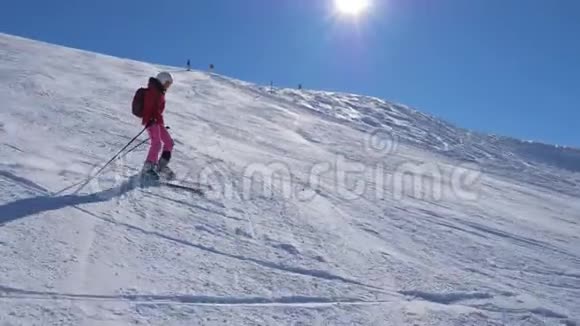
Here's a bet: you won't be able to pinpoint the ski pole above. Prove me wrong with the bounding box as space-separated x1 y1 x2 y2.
119 126 169 158
123 138 149 157
73 126 148 194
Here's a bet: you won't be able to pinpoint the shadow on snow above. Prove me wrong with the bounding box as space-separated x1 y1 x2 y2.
0 173 149 225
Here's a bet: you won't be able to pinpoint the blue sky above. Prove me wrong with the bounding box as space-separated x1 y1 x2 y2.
1 0 579 147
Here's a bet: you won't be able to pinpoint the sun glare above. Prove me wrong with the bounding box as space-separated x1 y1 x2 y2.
335 0 371 16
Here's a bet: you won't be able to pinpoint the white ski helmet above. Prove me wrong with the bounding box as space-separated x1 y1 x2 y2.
156 71 173 85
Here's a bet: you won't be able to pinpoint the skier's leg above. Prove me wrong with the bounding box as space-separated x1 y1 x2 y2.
145 124 162 165
158 127 175 179
160 126 174 153
159 127 174 165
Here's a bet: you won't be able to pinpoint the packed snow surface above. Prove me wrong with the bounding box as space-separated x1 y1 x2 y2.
1 33 579 325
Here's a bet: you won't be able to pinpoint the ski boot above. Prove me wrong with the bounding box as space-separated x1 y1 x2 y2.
157 157 176 180
141 161 160 182
157 151 176 180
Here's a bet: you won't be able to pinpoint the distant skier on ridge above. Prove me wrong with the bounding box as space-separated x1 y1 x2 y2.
140 71 175 180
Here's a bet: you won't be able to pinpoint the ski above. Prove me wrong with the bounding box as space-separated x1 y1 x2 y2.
159 182 205 196
139 170 211 195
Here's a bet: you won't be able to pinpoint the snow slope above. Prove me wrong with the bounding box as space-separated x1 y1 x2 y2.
1 33 579 325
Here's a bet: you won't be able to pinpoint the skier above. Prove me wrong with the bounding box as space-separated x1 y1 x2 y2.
141 71 175 180
187 59 191 71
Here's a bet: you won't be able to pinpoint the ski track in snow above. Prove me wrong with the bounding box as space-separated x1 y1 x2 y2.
71 205 386 295
0 285 392 307
1 33 580 325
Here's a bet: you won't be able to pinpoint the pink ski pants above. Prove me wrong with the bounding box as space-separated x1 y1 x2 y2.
146 124 174 163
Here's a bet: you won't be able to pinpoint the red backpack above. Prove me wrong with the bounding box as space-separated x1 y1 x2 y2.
132 88 147 118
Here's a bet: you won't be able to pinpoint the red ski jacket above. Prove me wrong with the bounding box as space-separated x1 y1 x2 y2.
142 77 166 126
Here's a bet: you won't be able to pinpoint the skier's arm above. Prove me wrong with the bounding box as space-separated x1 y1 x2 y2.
142 90 156 125
154 101 163 124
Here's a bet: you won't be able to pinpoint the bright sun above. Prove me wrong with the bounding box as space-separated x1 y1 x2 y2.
335 0 371 16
